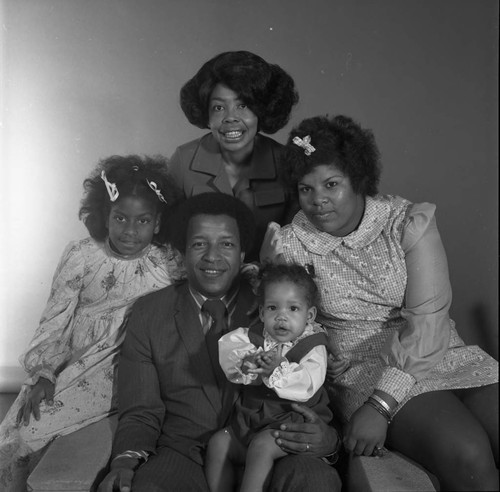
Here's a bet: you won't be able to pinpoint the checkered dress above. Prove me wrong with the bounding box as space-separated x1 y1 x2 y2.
280 195 498 422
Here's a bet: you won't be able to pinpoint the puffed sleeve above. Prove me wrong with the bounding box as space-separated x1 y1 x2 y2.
20 241 85 386
218 327 262 385
260 221 285 264
376 203 452 402
264 345 328 402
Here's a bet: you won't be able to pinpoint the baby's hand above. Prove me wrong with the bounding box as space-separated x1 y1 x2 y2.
251 346 286 377
240 353 260 375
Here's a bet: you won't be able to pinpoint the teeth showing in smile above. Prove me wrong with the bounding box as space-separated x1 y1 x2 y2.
224 131 242 139
203 269 221 275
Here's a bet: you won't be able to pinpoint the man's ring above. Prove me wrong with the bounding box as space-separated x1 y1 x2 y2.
372 446 384 457
306 443 310 452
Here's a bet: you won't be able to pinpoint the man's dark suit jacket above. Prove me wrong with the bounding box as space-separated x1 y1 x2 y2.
111 279 256 466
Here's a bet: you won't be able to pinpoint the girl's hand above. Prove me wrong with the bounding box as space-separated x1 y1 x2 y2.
16 377 55 426
343 403 388 456
326 354 350 381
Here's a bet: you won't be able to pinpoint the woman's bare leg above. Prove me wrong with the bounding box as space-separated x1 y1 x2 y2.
387 390 498 491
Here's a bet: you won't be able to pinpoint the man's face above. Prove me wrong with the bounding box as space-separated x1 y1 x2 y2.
184 214 245 298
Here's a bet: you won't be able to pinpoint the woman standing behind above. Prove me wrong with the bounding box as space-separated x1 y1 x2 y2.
169 50 299 260
264 114 498 491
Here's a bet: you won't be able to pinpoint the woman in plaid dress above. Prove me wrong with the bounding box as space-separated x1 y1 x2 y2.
262 115 498 491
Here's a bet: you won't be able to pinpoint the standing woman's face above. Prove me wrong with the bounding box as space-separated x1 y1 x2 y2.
208 83 259 157
297 163 365 237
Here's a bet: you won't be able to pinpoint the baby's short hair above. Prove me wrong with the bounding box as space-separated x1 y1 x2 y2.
257 263 319 308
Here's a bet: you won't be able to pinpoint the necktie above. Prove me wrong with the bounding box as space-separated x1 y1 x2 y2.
202 299 228 388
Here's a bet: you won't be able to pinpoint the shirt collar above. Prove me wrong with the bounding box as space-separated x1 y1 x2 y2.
191 133 277 181
104 238 152 260
188 283 240 315
291 196 390 254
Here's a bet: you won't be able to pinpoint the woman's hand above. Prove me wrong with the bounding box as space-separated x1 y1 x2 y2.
16 377 55 426
272 403 339 458
326 354 350 381
343 403 388 456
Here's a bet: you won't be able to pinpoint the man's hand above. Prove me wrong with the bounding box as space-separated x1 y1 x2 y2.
16 377 55 426
97 457 137 492
271 403 339 457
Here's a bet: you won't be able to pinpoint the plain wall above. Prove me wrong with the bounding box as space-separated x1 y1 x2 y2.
1 0 498 385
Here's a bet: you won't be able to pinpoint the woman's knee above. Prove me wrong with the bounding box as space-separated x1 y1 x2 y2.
451 431 496 475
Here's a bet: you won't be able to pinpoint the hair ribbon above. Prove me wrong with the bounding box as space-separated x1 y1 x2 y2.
101 171 119 202
293 135 315 156
147 180 167 204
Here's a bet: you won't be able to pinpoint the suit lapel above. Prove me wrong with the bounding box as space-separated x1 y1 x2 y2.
219 281 258 423
174 284 222 415
191 135 233 194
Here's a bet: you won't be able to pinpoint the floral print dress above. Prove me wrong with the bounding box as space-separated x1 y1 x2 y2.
0 237 183 490
279 195 498 423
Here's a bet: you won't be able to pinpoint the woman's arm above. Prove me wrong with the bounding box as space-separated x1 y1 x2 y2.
376 203 452 403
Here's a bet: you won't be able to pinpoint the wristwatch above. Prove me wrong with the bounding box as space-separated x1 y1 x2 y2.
321 428 342 465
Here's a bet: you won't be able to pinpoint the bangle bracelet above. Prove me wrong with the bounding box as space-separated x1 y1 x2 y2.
369 394 393 415
365 400 392 424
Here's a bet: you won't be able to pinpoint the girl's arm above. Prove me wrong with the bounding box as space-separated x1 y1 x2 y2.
263 345 328 401
20 241 85 386
376 202 452 404
218 327 262 384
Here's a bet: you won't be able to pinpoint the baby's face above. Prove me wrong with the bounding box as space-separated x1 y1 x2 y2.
259 281 316 344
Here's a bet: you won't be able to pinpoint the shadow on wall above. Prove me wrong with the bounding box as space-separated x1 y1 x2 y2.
468 303 498 361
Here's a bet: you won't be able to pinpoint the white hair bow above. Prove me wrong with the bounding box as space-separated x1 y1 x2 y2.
293 135 316 156
101 171 119 202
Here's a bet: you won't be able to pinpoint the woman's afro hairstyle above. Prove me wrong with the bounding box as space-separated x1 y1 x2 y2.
166 192 256 255
257 263 319 309
281 114 382 197
180 51 299 134
79 154 183 242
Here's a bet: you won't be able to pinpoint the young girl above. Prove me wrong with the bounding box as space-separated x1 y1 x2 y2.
205 263 333 492
0 154 183 491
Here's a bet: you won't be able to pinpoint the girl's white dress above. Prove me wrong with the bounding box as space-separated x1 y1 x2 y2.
0 237 183 490
278 195 498 422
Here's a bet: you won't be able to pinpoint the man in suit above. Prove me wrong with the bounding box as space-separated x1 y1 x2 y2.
98 193 342 491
